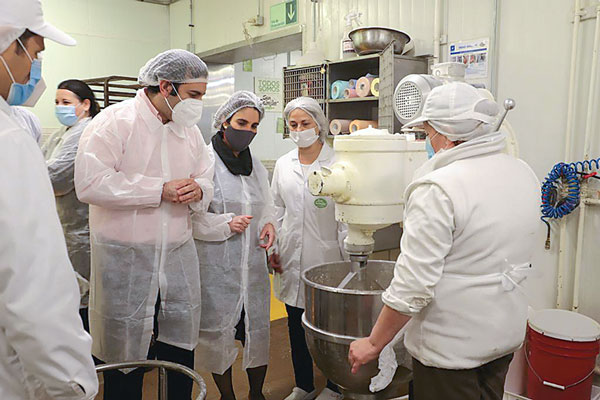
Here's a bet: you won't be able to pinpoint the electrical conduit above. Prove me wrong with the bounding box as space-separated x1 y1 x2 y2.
557 0 583 309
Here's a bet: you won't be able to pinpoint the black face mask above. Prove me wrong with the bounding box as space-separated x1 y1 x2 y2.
224 125 256 152
212 132 253 176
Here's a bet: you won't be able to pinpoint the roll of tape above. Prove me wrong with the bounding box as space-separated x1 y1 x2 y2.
331 80 350 99
350 119 378 132
329 119 352 135
371 78 380 97
344 88 358 98
356 75 377 97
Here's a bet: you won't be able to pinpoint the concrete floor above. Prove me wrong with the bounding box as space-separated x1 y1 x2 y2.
95 318 327 400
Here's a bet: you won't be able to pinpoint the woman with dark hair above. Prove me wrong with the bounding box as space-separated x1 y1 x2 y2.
193 90 276 400
41 79 100 330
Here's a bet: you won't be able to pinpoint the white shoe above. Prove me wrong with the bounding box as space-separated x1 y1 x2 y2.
284 387 317 400
315 388 343 400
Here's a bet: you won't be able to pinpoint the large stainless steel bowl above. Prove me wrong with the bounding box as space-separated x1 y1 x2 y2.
349 27 411 55
302 261 412 400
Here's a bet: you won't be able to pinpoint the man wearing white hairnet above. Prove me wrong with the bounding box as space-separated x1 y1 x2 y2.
0 0 98 399
348 82 540 400
75 49 214 400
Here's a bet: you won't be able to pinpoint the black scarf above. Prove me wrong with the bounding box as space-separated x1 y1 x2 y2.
211 131 253 176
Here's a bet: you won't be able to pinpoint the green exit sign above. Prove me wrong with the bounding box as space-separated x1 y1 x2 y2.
270 0 297 31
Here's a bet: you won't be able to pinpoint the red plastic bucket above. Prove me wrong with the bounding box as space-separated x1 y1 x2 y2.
526 309 600 400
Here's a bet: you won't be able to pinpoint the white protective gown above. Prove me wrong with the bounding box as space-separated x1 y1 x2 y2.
193 144 276 375
0 97 98 399
271 144 346 309
74 89 214 364
42 118 92 307
382 131 541 369
11 106 42 144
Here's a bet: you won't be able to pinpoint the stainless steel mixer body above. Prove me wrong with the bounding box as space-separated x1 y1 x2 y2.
302 260 411 400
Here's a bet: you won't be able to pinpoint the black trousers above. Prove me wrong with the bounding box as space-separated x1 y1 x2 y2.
286 304 338 393
411 353 514 400
79 307 90 333
102 294 195 400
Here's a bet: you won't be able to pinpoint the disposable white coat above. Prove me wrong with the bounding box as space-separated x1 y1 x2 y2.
0 97 98 399
382 132 541 369
42 118 92 307
11 106 42 144
271 144 346 309
193 145 276 375
74 89 214 364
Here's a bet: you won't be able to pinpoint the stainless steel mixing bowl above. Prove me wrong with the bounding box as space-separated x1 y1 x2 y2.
302 261 412 400
349 27 411 55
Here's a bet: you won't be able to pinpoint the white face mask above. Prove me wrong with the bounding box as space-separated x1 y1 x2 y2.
164 84 203 128
290 127 319 148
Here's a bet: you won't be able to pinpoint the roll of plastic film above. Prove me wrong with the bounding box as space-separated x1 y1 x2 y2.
331 80 350 99
350 119 378 132
329 119 352 135
344 88 358 98
371 78 380 97
356 75 377 97
348 79 358 89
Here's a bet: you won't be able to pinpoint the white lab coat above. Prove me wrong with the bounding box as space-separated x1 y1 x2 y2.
382 131 541 369
0 97 98 399
74 89 214 364
11 106 42 144
271 144 346 309
42 118 92 307
193 145 276 375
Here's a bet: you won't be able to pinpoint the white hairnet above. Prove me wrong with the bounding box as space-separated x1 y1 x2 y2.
403 82 499 141
138 49 208 86
0 26 25 54
284 97 328 138
213 91 265 129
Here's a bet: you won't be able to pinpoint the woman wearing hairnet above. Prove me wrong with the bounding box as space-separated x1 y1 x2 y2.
348 82 540 400
75 49 214 400
41 79 100 330
193 90 276 400
270 97 346 400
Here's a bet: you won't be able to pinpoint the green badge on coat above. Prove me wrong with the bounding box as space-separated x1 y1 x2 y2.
314 198 328 209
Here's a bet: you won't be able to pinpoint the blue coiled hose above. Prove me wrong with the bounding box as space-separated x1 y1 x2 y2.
540 163 581 220
570 158 600 173
540 157 600 248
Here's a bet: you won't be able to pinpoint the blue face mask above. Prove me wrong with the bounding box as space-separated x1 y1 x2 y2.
55 105 79 126
0 39 43 106
425 136 436 159
425 131 440 159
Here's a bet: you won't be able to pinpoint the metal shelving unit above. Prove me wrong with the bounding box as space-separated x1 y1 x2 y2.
328 97 378 103
282 64 327 137
282 46 429 138
325 45 429 137
83 76 141 109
